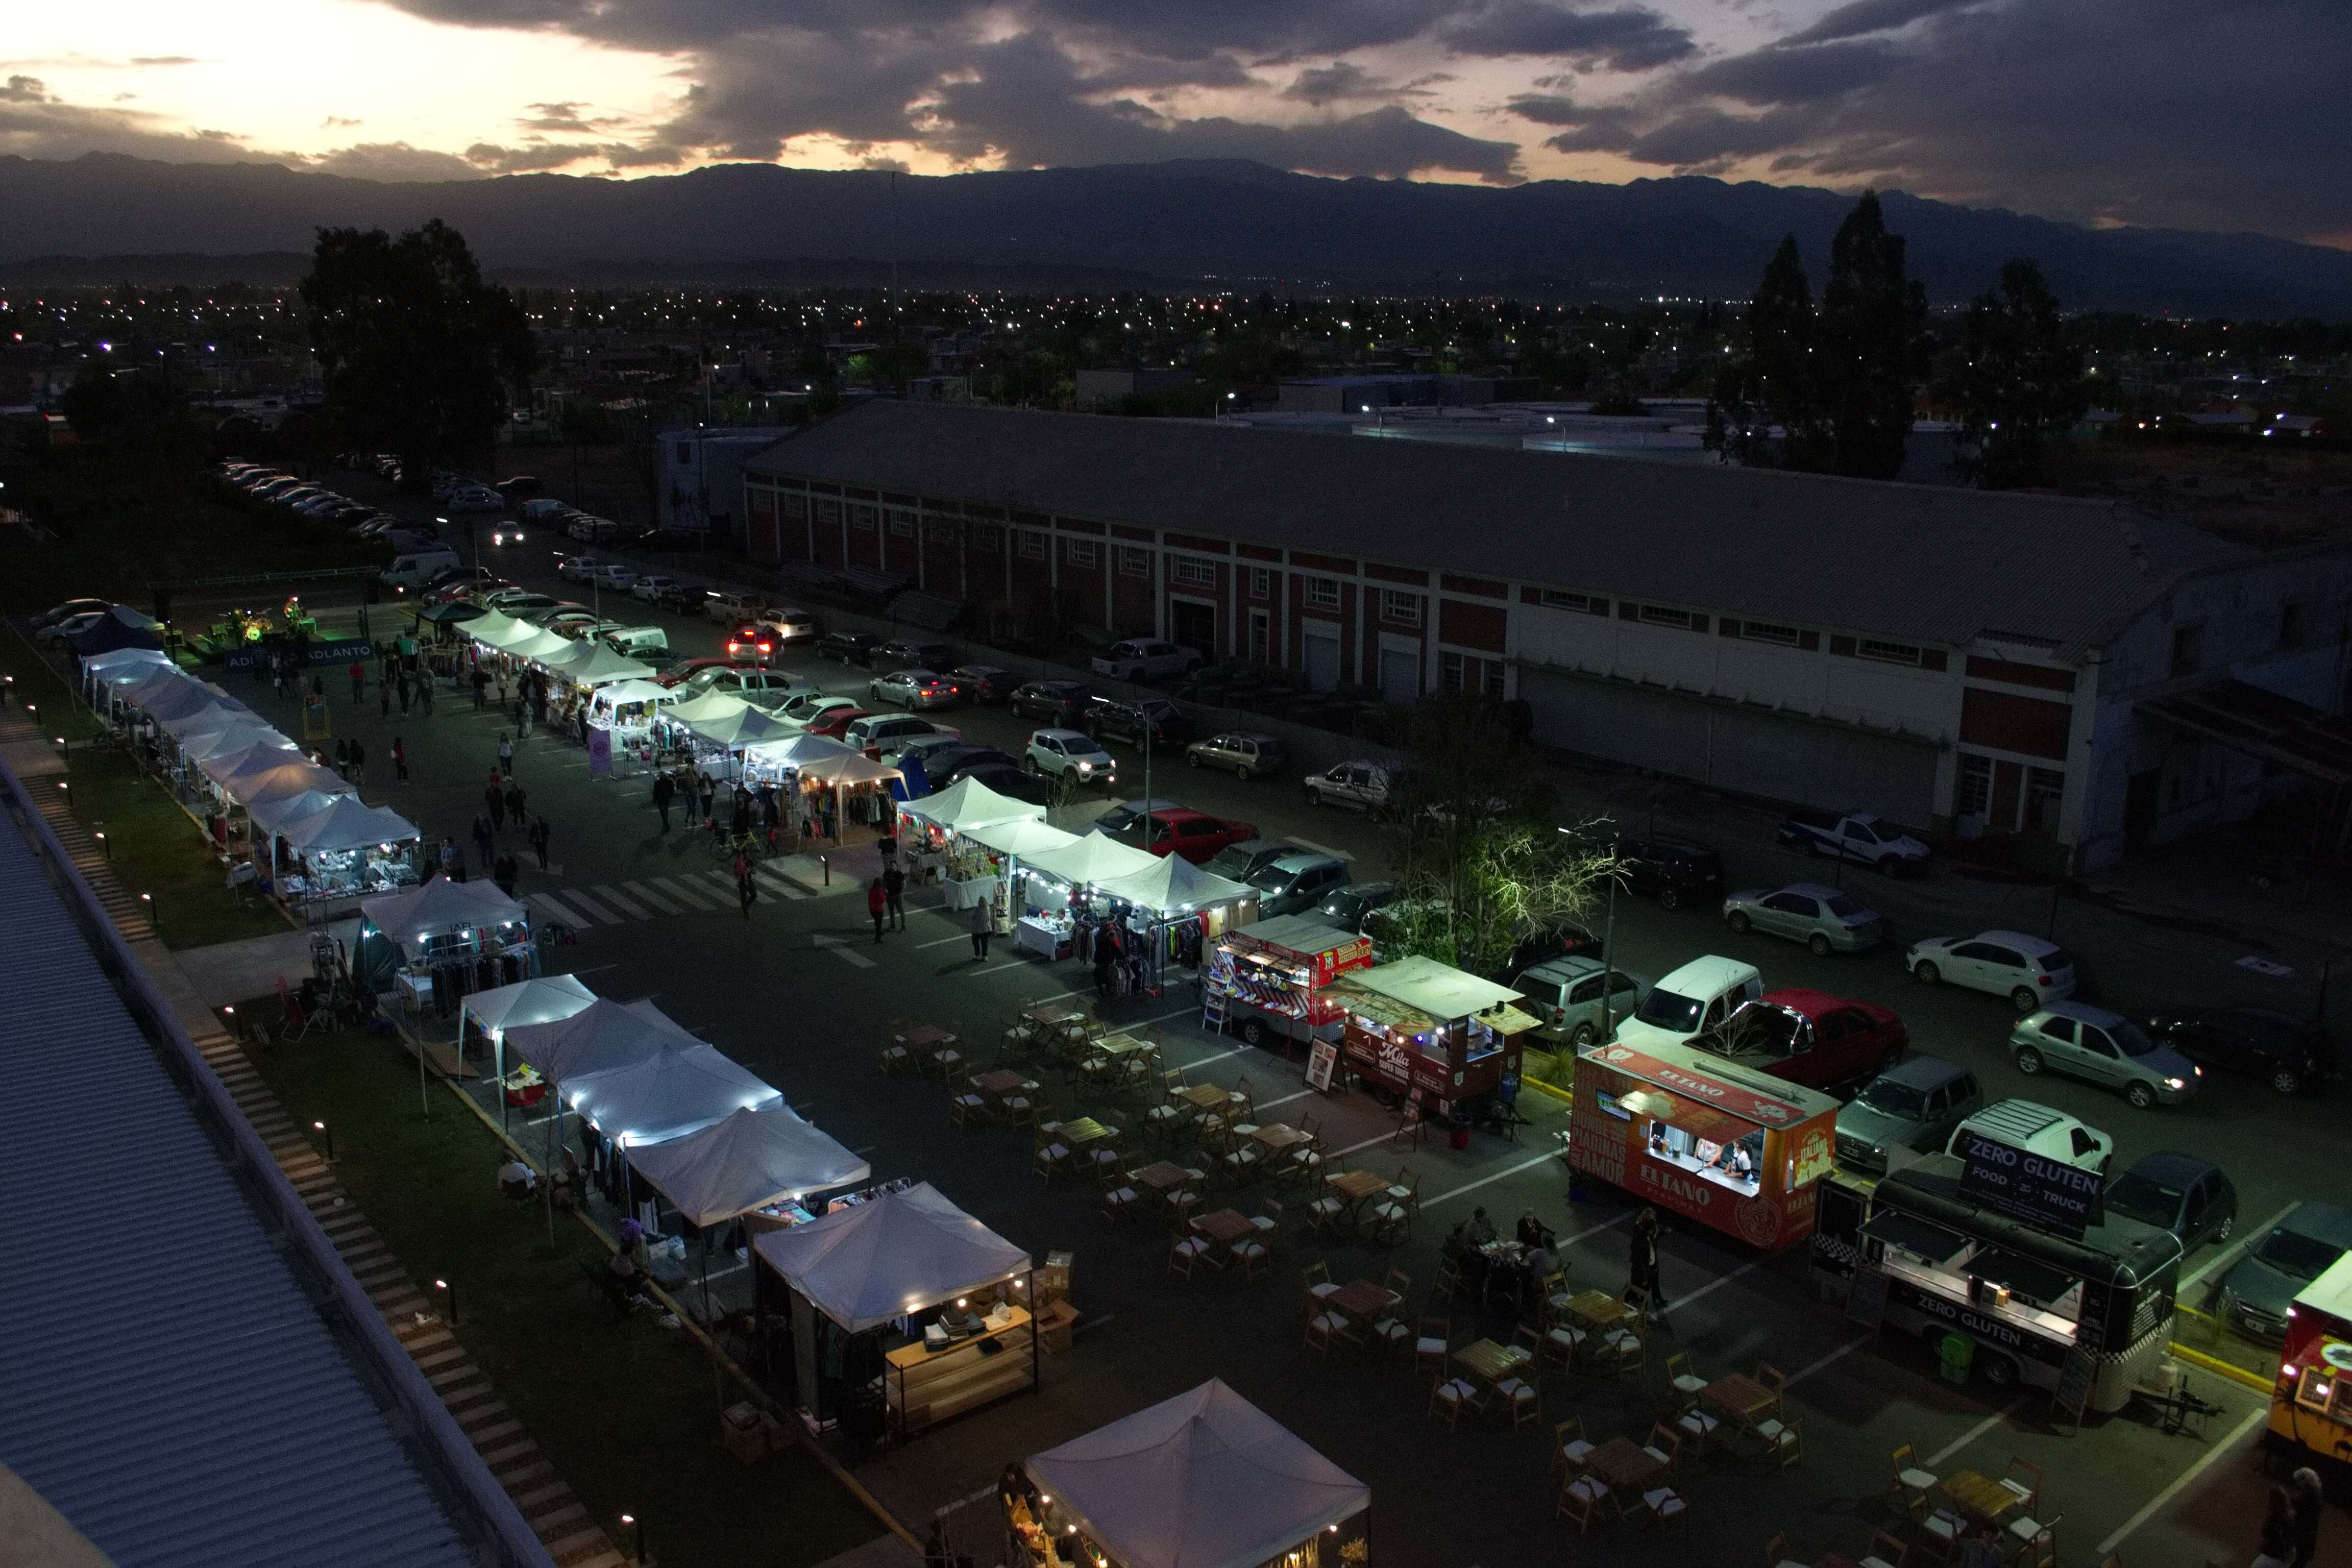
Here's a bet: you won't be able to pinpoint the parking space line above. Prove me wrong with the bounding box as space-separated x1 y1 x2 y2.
1925 1398 2025 1468
2182 1200 2297 1290
1287 838 1354 861
592 884 648 918
1784 1333 1874 1389
2097 1405 2267 1557
1561 1212 1635 1248
1329 1131 1400 1159
1139 1007 1200 1028
530 892 592 926
917 934 971 949
1422 1153 1558 1209
1256 1089 1315 1112
755 868 808 900
621 880 681 915
653 875 721 910
963 961 1033 978
1672 1254 1771 1311
561 889 626 924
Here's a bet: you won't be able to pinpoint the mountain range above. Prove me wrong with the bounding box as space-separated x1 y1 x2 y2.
4 153 2348 317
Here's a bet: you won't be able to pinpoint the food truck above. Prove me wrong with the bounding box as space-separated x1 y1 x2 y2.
1566 1040 1841 1249
2268 1253 2352 1468
1810 1157 2182 1413
1327 956 1538 1119
1204 914 1375 1049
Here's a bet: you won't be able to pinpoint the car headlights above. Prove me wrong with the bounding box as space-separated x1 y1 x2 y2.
2165 1076 2187 1090
1076 761 1092 774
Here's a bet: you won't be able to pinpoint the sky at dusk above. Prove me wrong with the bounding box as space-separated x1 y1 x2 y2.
3 0 2343 247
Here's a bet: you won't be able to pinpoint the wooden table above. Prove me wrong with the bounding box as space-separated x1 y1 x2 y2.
1326 1170 1390 1218
897 1024 953 1047
1057 1116 1113 1147
1252 1123 1313 1153
1328 1280 1398 1319
1175 1084 1231 1111
1025 1003 1083 1028
972 1069 1030 1097
1094 1034 1150 1058
1564 1289 1628 1330
1816 1555 1862 1568
1134 1160 1192 1193
1701 1373 1779 1427
1452 1338 1534 1384
1191 1208 1256 1245
1938 1469 2020 1525
1585 1436 1666 1492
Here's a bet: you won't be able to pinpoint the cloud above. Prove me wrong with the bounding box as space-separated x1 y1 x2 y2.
128 56 200 67
323 115 361 128
295 141 487 180
463 139 607 172
1773 0 1982 47
1437 2 1698 69
518 100 629 134
0 72 268 164
1283 61 1434 104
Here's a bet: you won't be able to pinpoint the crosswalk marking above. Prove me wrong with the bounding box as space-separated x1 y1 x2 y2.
591 884 648 918
530 892 591 927
653 875 722 910
561 888 626 924
621 880 682 915
755 868 808 901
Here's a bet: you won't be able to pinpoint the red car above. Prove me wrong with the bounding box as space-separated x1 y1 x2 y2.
1104 807 1259 866
805 706 873 740
724 624 777 664
653 656 736 689
1692 987 1907 1092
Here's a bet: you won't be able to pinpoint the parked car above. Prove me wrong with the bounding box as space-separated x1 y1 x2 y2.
654 580 703 614
945 665 1014 704
1316 880 1400 934
1614 835 1725 912
814 630 887 667
704 590 758 623
1510 955 1651 1048
896 735 994 775
750 607 817 643
684 667 811 709
846 713 959 758
869 669 960 710
723 624 778 664
2010 1002 2201 1109
1693 988 1907 1091
1025 729 1117 786
445 486 506 514
594 563 639 591
1092 796 1181 837
874 638 954 672
1613 955 1763 1050
1945 1098 2112 1176
556 555 603 583
654 656 734 689
1722 882 1885 955
1091 638 1203 682
1099 808 1259 866
2216 1202 2352 1341
780 692 863 725
2146 1006 2335 1095
805 706 875 740
1184 731 1288 780
1776 808 1932 874
1304 758 1408 813
1906 931 2077 1013
941 761 1055 806
34 598 114 630
495 475 543 504
1085 695 1192 750
482 591 556 616
630 574 679 604
599 625 670 659
381 549 463 590
520 497 570 525
1205 839 1304 884
2104 1152 2239 1255
1247 853 1351 919
1010 680 1095 725
1834 1056 1985 1175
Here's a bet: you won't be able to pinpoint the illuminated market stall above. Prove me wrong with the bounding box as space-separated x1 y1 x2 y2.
260 794 423 912
1007 834 1158 963
1204 914 1374 1050
1084 854 1258 997
356 877 535 1020
457 972 597 1121
1326 957 1537 1127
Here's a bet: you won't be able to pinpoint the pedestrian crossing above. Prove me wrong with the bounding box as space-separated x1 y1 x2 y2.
527 865 817 929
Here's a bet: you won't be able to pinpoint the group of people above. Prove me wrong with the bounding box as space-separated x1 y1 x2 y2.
1441 1206 1564 1310
2253 1468 2328 1568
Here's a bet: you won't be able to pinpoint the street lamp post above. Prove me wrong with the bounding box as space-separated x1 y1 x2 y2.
435 1277 457 1326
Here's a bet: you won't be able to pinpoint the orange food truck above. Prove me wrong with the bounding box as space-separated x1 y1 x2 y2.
1566 1040 1841 1249
2269 1253 2352 1469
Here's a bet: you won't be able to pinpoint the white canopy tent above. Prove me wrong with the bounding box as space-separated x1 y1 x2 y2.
138 680 241 729
464 610 538 650
457 973 598 1129
898 774 1045 835
624 1106 870 1228
588 678 676 727
275 795 420 854
501 996 698 1087
1089 855 1256 918
562 1041 784 1150
198 741 318 793
740 731 854 788
79 647 174 701
1021 834 1159 889
228 758 352 810
684 704 800 750
1024 1380 1369 1568
753 1181 1031 1334
543 641 654 690
179 722 299 766
507 628 577 665
268 796 423 904
155 692 259 739
244 787 347 837
662 689 750 728
113 669 200 719
963 817 1080 859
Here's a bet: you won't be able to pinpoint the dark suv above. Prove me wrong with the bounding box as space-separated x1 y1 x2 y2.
815 631 886 666
2146 1006 2335 1095
1615 835 1725 913
1086 695 1192 749
1010 680 1094 725
1833 1054 1983 1174
876 638 954 672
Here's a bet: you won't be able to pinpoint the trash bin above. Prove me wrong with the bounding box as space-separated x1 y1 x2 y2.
1939 1332 1975 1386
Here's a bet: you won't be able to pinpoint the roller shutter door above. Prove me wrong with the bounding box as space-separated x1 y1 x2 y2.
1519 669 1708 778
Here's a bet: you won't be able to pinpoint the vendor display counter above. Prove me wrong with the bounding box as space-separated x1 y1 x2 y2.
1326 955 1535 1119
1016 915 1072 960
942 874 1001 912
1206 915 1372 1049
885 1303 1036 1431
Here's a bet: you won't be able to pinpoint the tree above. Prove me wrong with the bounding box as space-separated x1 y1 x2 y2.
1716 236 1833 470
1946 259 2088 489
1379 696 1619 977
1816 191 1927 480
58 360 203 503
300 219 535 488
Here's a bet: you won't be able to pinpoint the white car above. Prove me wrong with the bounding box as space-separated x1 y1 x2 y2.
1304 758 1407 812
630 574 678 603
445 487 505 514
1026 728 1118 787
869 669 959 710
594 563 638 590
1906 930 2077 1013
754 607 819 643
557 555 603 583
1090 638 1203 682
846 713 960 755
780 692 861 724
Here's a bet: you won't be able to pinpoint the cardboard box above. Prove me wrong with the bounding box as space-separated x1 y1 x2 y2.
1038 1297 1080 1355
721 1401 766 1463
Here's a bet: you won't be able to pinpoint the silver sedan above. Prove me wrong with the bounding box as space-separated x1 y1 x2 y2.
1723 881 1885 954
868 668 960 710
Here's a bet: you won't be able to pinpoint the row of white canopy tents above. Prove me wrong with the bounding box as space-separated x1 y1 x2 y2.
79 649 423 909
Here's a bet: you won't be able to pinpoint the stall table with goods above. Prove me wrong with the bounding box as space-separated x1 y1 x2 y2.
1568 1039 1842 1250
1083 855 1257 999
1325 957 1536 1125
1205 915 1374 1051
458 973 597 1117
262 794 422 912
355 878 535 1022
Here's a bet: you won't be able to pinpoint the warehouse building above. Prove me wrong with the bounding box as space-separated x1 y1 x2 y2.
739 403 2352 871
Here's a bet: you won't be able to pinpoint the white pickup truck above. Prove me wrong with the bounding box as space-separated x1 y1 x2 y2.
1775 809 1931 873
1090 638 1202 682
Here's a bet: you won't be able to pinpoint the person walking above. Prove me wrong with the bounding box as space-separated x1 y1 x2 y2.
349 658 366 704
418 670 434 715
680 765 702 826
492 851 519 899
735 851 758 920
866 878 888 943
471 666 489 710
969 895 994 961
272 659 291 700
391 736 409 784
379 679 392 719
333 738 352 778
396 671 411 715
1630 1206 1669 1316
2288 1467 2324 1568
471 814 495 869
347 738 366 788
497 731 514 776
651 771 675 832
439 838 461 880
1093 926 1116 999
884 859 907 931
504 778 527 828
2253 1484 2296 1568
528 816 552 870
699 776 718 827
484 776 506 832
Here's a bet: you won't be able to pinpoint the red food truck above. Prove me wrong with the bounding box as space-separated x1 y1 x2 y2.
1566 1040 1841 1250
1327 956 1539 1118
2268 1253 2352 1469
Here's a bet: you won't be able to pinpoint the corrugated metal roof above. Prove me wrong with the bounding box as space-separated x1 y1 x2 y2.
743 402 2250 656
0 815 481 1568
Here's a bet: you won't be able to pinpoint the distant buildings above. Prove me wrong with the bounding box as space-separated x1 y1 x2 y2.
659 426 797 541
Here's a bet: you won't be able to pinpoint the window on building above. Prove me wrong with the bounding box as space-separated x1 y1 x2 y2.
925 521 955 543
1540 589 1602 614
1483 659 1506 698
1118 546 1153 577
2169 623 2203 677
675 441 692 463
2278 601 2309 651
970 524 1001 550
852 504 878 532
1380 590 1423 626
1305 576 1342 610
2025 767 2065 836
1956 753 1993 819
1741 620 1802 647
1857 638 1922 665
1017 530 1047 559
816 499 840 526
886 508 915 536
1639 605 1695 630
1248 567 1272 599
1440 651 1466 692
1173 556 1217 587
1066 539 1100 567
782 494 807 520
